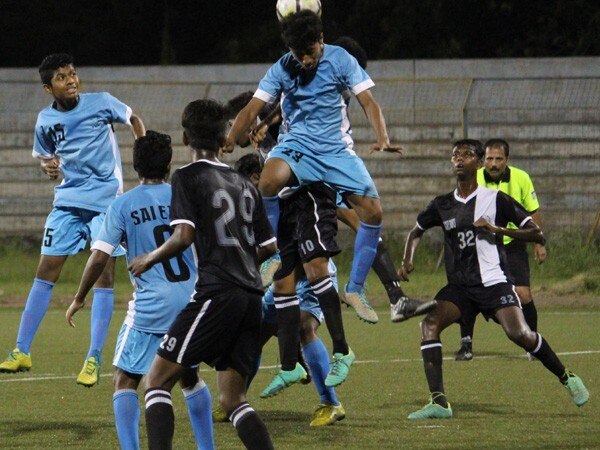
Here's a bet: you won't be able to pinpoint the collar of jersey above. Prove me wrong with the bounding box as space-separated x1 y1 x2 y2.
454 185 481 204
184 159 229 168
483 166 511 184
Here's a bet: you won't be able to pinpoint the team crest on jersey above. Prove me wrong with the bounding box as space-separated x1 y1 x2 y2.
48 124 66 145
443 218 456 230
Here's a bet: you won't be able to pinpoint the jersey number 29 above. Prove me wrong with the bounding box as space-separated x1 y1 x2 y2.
212 188 255 247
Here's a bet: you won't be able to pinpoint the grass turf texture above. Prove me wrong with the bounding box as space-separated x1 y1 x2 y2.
0 306 598 449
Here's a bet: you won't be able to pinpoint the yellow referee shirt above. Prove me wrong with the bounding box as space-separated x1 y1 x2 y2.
477 166 540 244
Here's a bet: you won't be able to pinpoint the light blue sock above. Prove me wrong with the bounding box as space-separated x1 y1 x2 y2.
303 339 339 406
113 389 140 450
183 381 215 450
262 195 280 236
16 278 55 354
347 221 383 293
87 288 114 360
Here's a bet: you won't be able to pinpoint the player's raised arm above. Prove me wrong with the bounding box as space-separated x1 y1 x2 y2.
67 249 112 327
356 88 402 154
129 112 146 139
223 97 267 153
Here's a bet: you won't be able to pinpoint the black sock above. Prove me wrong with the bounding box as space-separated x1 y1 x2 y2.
310 277 349 355
529 333 567 381
522 300 538 332
421 340 447 407
145 388 174 450
274 293 300 371
460 312 476 340
372 241 406 304
230 402 274 450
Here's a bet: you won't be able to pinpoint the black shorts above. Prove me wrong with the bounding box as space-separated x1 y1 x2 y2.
505 240 530 287
275 183 340 280
435 282 521 322
157 287 262 377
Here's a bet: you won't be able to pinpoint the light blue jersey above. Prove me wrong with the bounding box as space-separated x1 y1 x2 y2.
33 92 131 213
93 183 195 334
254 44 374 156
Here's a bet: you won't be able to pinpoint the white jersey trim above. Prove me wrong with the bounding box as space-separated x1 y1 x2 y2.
125 106 133 126
254 89 275 103
91 240 116 255
474 188 507 287
180 159 229 169
171 219 195 228
351 79 375 95
108 124 124 196
32 149 55 160
520 216 533 228
258 236 277 248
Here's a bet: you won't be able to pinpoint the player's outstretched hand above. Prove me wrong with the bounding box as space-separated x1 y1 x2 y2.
41 158 60 180
250 124 268 149
398 261 414 282
370 142 403 155
128 254 154 277
534 243 547 264
66 297 86 328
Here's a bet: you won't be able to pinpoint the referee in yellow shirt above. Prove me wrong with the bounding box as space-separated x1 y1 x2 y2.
455 138 547 360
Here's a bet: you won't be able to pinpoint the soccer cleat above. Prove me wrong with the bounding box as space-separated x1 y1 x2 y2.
260 253 281 288
76 356 100 387
391 297 437 323
564 373 589 407
212 404 229 423
0 348 32 373
342 284 378 324
408 395 453 419
325 349 355 387
260 363 307 398
310 402 346 427
455 337 473 361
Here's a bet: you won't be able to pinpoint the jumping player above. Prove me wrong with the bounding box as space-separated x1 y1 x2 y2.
0 53 145 387
455 138 547 361
224 11 402 325
128 100 276 450
66 131 213 449
400 139 589 419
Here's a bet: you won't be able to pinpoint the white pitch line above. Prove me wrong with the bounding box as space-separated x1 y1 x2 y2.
1 350 598 384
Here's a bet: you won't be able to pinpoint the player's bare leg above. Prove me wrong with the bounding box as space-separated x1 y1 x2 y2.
494 305 588 405
0 255 68 374
218 368 274 449
408 301 461 419
515 285 539 359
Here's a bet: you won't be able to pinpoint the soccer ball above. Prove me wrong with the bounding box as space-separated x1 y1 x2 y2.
276 0 322 22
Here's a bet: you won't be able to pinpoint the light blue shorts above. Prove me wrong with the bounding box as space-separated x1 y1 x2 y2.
41 206 125 257
268 144 379 199
112 323 163 375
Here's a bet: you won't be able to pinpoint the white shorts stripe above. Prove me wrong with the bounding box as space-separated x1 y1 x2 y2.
307 192 326 251
177 300 212 364
112 324 132 367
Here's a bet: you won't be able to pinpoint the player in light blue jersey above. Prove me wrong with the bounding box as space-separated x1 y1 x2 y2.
225 11 402 326
66 131 214 450
0 54 146 385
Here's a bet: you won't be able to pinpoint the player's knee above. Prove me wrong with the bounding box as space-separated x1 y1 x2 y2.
258 171 285 197
361 203 383 225
299 317 318 344
179 369 199 390
420 315 441 340
219 392 247 417
505 326 534 348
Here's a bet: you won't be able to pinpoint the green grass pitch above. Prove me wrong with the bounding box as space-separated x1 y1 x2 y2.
0 305 598 449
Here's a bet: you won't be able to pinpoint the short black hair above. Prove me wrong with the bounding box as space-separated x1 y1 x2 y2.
281 10 323 53
332 36 368 69
182 99 227 152
484 138 510 158
39 53 74 86
133 131 172 179
453 139 485 160
225 91 254 120
235 153 262 179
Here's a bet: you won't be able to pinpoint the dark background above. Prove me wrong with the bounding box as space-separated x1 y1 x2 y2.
1 0 598 67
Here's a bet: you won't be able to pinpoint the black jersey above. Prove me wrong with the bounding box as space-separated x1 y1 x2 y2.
170 159 275 296
416 186 532 287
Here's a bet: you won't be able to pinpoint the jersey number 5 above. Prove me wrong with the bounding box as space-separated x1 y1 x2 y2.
153 225 191 282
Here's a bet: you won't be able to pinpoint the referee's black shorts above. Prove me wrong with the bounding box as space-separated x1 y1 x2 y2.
275 183 340 281
505 240 530 287
157 287 262 378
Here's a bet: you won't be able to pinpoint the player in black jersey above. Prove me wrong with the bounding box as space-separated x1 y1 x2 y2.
400 139 589 419
128 100 276 450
